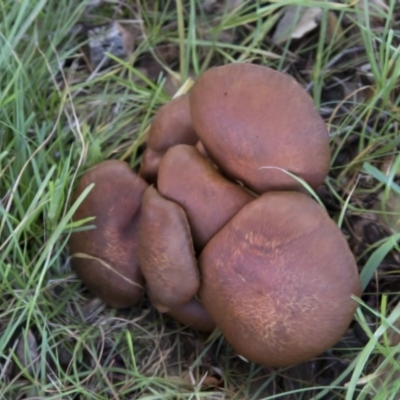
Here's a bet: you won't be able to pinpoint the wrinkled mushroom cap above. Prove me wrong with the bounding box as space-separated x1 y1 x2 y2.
158 144 254 249
137 186 199 312
199 191 361 367
69 160 147 308
139 95 198 183
190 63 331 193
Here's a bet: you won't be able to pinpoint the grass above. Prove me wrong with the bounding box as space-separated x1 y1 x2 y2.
1 0 400 398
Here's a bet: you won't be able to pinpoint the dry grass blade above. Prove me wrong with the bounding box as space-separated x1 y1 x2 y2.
1 0 400 399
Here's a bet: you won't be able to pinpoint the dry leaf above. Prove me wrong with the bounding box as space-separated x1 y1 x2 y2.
273 6 322 44
374 191 400 232
84 21 136 70
325 11 344 43
163 74 184 98
182 369 223 389
202 0 244 14
15 329 39 376
357 0 389 27
81 297 106 323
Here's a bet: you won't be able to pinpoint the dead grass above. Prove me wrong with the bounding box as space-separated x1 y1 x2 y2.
1 0 400 399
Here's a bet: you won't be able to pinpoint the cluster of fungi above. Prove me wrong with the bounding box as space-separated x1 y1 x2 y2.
69 63 362 368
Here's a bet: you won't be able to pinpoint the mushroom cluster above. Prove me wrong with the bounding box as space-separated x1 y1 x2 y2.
69 63 361 368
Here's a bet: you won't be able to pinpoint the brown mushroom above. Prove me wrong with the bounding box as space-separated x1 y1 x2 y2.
139 95 198 183
190 63 331 193
195 140 208 157
199 191 361 367
137 186 215 331
158 144 254 250
137 186 199 312
67 64 361 368
69 160 147 308
166 298 216 332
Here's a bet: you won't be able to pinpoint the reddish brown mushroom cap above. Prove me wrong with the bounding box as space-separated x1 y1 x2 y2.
199 191 361 367
195 140 208 157
139 95 198 183
166 298 216 332
69 160 147 308
190 63 331 193
158 144 254 249
137 186 200 312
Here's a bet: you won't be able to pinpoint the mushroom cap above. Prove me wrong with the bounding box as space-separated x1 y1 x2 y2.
139 95 198 183
166 298 216 332
195 140 208 157
137 186 200 312
69 160 147 308
190 63 331 193
199 191 361 367
158 144 254 250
